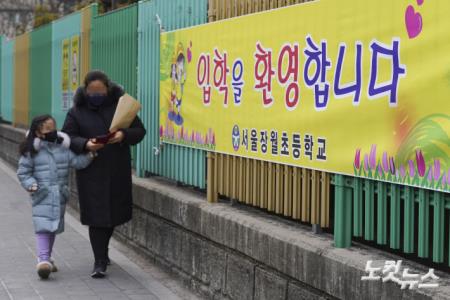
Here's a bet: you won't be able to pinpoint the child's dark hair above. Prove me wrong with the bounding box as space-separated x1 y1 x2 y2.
19 114 55 157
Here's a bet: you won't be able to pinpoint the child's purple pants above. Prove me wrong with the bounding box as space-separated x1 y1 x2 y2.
36 233 56 262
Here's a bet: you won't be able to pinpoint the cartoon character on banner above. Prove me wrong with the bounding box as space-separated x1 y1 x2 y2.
168 43 187 126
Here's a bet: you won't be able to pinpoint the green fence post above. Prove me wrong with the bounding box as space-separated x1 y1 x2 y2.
353 177 363 237
433 191 444 263
403 186 414 253
334 174 352 248
364 179 374 241
377 181 387 245
390 184 400 249
418 188 429 258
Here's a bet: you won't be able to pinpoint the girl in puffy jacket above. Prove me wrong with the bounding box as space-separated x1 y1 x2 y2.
17 114 95 279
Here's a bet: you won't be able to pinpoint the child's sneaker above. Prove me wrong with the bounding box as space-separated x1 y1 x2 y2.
36 261 52 279
49 258 58 272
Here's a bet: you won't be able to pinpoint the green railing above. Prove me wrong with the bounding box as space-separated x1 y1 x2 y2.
334 174 450 266
91 3 138 166
0 38 14 123
29 24 53 122
135 0 208 188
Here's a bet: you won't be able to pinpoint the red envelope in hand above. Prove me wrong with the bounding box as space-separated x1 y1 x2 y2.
93 132 116 144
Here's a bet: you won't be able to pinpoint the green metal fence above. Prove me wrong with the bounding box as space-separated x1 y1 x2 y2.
29 24 53 122
334 175 450 266
91 4 138 166
1 38 15 124
136 0 208 188
91 4 138 97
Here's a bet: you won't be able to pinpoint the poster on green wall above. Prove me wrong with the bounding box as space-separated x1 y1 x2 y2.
71 35 80 93
61 38 71 111
61 35 80 111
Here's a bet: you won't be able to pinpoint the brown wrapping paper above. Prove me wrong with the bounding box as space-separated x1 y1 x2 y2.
109 93 142 133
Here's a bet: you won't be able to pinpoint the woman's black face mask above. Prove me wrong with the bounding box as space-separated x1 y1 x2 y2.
43 130 58 142
87 94 108 107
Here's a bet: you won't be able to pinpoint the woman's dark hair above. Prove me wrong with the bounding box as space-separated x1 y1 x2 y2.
19 114 55 157
83 70 111 91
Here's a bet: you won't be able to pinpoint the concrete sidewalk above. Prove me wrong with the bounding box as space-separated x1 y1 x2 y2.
0 159 201 300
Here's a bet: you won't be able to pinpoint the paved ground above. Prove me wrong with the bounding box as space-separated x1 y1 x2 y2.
0 159 202 300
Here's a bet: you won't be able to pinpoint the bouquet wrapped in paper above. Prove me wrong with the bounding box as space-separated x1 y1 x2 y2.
94 93 142 144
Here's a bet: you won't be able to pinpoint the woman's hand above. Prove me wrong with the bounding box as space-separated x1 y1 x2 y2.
107 131 125 144
86 140 105 151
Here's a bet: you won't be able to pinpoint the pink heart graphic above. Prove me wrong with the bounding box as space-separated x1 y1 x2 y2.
405 5 422 39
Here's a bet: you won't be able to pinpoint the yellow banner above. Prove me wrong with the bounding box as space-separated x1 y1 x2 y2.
160 0 450 192
61 38 71 111
62 38 70 92
70 35 80 92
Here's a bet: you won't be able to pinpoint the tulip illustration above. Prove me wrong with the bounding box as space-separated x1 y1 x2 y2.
208 128 213 142
400 165 406 178
378 164 383 177
369 144 377 169
382 152 389 172
415 150 426 177
433 160 441 181
408 160 415 177
389 157 396 175
354 149 361 169
448 170 450 185
427 166 433 182
443 174 447 188
364 154 369 171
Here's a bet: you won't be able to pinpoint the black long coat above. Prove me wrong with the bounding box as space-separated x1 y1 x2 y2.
62 84 146 227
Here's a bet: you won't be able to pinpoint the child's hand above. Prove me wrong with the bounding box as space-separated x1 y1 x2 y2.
28 183 38 194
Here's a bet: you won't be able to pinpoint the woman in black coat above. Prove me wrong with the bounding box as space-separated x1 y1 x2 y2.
62 70 146 278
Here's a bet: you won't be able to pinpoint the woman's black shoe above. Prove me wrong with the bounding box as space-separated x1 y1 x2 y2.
91 260 107 278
